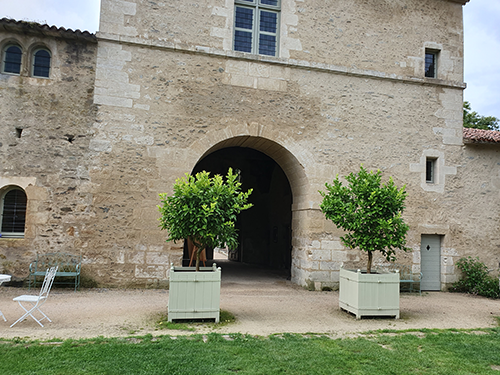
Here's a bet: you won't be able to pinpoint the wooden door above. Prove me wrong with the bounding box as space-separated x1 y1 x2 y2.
420 234 441 291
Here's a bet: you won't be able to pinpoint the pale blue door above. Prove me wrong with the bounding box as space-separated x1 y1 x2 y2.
420 235 441 291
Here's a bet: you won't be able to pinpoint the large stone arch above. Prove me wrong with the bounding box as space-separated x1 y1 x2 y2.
189 124 315 212
153 123 341 289
185 125 325 288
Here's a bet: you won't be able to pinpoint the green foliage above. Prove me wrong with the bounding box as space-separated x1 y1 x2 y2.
155 313 195 331
451 256 500 299
319 166 410 273
155 310 236 330
463 101 499 131
158 168 252 270
219 309 237 325
2 330 500 374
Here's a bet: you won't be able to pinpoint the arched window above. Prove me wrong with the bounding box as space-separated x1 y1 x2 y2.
1 187 27 238
32 48 51 78
2 45 22 75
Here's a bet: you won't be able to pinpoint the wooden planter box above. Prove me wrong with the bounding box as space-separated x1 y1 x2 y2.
168 263 221 322
339 267 400 319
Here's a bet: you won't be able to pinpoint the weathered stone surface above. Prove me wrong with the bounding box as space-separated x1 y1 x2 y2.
1 0 497 290
0 21 99 281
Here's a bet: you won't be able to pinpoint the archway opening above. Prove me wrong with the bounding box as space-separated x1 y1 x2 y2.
190 146 293 275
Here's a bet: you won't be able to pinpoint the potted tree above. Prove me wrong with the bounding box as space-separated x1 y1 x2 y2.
158 168 252 322
319 166 410 319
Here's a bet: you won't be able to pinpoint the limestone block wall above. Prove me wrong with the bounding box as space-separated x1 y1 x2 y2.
85 0 497 289
288 0 466 82
4 0 496 290
450 144 500 279
99 0 466 81
0 21 98 281
90 37 478 288
98 0 303 59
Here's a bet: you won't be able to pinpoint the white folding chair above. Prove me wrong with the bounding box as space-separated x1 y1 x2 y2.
0 274 12 321
10 266 58 328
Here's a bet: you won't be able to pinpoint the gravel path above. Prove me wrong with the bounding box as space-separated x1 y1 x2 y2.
1 260 499 340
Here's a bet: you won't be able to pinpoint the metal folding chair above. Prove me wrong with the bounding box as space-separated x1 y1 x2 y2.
10 266 58 327
0 274 12 321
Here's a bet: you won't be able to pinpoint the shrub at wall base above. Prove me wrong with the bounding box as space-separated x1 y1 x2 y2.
168 263 221 322
339 267 400 319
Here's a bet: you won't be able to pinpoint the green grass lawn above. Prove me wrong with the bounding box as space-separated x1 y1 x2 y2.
1 329 500 374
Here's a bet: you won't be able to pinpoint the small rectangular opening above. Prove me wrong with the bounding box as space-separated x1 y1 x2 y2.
426 158 436 183
425 49 438 78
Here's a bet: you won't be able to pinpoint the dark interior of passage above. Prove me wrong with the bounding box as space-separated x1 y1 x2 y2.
188 147 292 273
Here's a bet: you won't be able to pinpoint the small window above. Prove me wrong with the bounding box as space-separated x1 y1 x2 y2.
32 48 51 78
425 50 438 78
234 0 280 57
1 187 27 238
2 45 22 75
426 158 436 183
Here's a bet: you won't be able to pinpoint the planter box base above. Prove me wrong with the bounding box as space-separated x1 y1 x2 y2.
339 304 400 320
339 267 400 319
168 263 221 323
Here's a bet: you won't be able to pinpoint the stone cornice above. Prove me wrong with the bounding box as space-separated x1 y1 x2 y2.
97 32 467 91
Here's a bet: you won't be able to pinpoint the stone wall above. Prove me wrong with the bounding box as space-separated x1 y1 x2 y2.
98 0 465 81
2 0 498 290
90 0 497 290
0 21 98 282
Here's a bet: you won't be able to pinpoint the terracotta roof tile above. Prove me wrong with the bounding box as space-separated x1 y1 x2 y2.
0 18 96 40
463 128 500 144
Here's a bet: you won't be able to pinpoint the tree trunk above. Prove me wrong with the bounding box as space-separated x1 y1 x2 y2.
367 251 373 274
195 247 202 272
188 237 206 271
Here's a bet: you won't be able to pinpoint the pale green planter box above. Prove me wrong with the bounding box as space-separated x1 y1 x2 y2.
168 263 221 322
339 267 400 319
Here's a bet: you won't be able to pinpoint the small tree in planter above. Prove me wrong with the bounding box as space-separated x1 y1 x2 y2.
158 168 253 271
319 165 410 273
319 166 410 318
158 168 252 322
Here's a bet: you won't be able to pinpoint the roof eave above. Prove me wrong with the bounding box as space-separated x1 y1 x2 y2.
0 18 96 42
445 0 470 4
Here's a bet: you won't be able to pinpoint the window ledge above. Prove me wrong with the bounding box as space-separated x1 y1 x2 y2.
0 71 20 77
0 234 25 239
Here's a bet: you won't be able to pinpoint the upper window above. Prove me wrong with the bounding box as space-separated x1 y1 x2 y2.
0 187 27 238
426 157 436 183
2 45 22 75
425 50 438 78
234 0 280 57
32 48 51 78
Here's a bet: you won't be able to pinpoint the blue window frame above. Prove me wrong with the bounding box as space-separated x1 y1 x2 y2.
425 50 438 78
2 45 22 75
234 0 280 56
32 49 51 78
1 187 27 238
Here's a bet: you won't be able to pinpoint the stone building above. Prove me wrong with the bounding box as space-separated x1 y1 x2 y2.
0 19 98 281
1 0 499 290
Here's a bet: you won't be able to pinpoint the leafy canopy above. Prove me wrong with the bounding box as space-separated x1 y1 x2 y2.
463 101 499 131
319 166 410 273
158 168 252 269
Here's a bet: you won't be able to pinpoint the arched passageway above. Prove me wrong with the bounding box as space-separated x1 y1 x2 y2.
190 146 293 274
